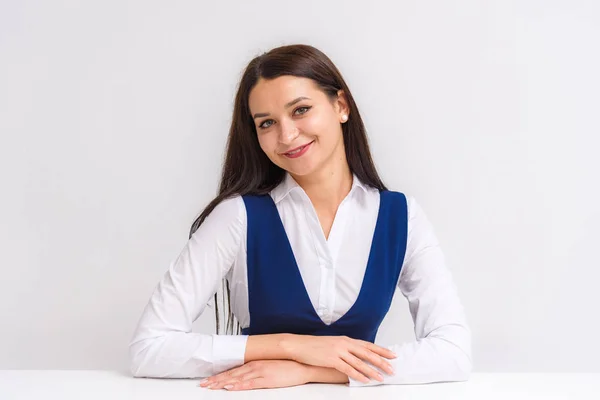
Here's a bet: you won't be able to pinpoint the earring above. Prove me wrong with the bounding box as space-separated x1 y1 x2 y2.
341 114 348 122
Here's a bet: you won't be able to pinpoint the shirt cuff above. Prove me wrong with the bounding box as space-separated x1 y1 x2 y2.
211 334 248 375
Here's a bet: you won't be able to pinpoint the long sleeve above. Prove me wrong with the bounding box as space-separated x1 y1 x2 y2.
128 196 249 378
349 196 472 386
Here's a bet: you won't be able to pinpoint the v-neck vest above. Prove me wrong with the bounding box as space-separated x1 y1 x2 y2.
240 190 408 342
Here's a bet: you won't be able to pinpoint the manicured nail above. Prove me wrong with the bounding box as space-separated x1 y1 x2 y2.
224 385 234 390
377 372 384 381
199 379 208 385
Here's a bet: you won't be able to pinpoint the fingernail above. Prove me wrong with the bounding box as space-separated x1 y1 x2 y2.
199 379 208 385
224 385 234 390
377 372 384 381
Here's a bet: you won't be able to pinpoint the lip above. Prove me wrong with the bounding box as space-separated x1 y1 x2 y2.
281 141 314 158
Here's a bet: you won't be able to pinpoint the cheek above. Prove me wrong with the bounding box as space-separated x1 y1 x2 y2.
257 133 278 156
298 116 320 133
303 112 329 133
302 113 339 144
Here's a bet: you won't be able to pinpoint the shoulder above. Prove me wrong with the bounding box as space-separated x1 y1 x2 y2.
193 195 246 239
385 192 437 251
380 190 421 221
209 195 245 219
185 196 246 275
380 189 412 208
381 189 408 201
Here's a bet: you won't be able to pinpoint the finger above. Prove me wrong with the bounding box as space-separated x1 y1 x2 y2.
208 378 239 390
342 353 384 382
200 372 231 388
221 365 252 380
210 372 259 391
226 378 266 391
361 341 397 359
200 369 233 386
200 365 250 387
352 347 395 376
336 360 370 384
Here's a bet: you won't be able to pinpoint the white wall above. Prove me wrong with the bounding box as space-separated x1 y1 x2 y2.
1 0 598 372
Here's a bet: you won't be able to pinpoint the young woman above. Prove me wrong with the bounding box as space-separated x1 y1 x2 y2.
129 44 472 391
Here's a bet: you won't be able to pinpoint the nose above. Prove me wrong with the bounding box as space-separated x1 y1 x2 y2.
278 117 299 145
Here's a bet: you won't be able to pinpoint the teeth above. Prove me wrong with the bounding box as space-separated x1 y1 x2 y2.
287 146 304 155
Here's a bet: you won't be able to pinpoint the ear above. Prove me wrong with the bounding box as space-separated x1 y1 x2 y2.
335 89 350 119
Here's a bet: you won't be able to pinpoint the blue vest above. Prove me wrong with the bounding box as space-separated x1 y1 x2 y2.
240 190 408 342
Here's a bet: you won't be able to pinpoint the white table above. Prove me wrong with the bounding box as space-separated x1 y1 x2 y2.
1 371 599 399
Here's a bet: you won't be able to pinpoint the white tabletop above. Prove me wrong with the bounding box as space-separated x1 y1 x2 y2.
1 371 599 400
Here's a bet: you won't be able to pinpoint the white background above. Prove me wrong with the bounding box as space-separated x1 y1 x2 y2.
1 0 598 372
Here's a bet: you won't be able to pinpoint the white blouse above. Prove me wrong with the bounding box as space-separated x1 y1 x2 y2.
129 173 472 386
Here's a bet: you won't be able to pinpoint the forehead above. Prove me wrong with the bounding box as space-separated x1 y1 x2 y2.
248 76 325 112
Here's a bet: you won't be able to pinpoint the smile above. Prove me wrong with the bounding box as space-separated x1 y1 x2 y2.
282 141 314 158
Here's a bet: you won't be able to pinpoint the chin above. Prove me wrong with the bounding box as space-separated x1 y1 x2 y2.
278 158 319 177
282 165 315 177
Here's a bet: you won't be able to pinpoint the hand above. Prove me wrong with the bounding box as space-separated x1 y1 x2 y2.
283 335 396 383
198 360 311 391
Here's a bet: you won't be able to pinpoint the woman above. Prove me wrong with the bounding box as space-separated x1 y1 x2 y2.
129 44 472 391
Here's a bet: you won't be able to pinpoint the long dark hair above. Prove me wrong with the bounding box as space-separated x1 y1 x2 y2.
188 44 387 334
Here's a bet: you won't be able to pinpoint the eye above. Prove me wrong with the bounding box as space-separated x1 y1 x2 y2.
294 106 311 115
257 106 312 130
259 119 274 129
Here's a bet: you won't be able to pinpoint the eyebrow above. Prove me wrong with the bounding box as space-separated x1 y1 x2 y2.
252 96 311 119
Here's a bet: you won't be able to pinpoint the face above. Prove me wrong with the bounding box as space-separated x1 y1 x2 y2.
248 75 349 178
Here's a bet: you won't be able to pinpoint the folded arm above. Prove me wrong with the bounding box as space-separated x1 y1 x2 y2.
349 196 472 386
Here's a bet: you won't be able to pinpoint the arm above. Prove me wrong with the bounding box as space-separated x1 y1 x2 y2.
242 333 393 383
349 196 472 386
130 194 397 381
305 365 349 384
244 334 290 362
128 197 248 378
200 360 349 391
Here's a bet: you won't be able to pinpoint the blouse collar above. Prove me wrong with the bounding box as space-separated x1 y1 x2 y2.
270 172 370 204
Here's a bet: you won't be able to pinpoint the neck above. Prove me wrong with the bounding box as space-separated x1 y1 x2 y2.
291 157 353 212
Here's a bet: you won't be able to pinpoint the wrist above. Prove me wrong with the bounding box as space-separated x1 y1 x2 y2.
245 333 297 362
305 365 349 384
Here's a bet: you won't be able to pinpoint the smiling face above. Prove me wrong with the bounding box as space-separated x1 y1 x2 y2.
248 75 349 179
